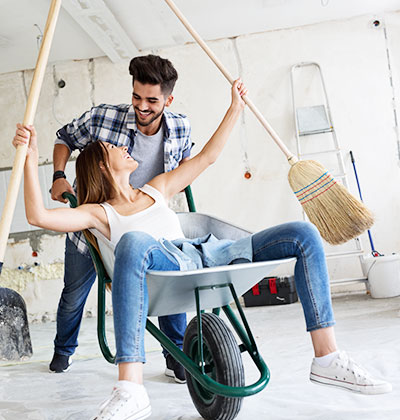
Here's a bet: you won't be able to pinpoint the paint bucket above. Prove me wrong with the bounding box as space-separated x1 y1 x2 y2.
361 254 400 298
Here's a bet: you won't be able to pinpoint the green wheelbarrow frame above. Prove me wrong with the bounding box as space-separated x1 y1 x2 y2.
63 187 284 400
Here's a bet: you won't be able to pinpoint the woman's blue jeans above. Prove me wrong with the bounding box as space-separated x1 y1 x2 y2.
252 221 335 332
113 232 181 364
112 222 335 364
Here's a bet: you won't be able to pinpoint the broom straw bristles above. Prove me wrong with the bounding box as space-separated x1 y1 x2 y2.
288 160 374 245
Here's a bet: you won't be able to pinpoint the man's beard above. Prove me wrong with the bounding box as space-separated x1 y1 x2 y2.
135 106 165 128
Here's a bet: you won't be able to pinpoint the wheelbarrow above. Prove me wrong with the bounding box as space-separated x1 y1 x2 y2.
63 188 292 420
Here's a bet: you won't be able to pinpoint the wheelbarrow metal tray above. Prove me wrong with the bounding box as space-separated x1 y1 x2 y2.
176 212 251 241
147 258 294 316
147 212 294 316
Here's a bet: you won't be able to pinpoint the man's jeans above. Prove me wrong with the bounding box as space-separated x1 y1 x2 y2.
112 222 335 364
54 235 186 357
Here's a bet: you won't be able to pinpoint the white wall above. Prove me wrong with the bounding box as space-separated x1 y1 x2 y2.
1 11 400 319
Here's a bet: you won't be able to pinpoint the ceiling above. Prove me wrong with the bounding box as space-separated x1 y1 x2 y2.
1 0 400 75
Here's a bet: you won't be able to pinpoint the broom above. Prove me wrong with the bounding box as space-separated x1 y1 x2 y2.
163 0 373 245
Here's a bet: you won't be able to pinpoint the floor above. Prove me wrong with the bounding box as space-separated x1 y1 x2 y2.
1 293 399 420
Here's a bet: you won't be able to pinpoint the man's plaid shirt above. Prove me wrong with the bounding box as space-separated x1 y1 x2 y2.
55 103 192 255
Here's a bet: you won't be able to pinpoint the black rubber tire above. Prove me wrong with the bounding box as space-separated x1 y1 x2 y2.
183 313 245 420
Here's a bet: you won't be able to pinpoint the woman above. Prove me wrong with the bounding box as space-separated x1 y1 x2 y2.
14 80 390 420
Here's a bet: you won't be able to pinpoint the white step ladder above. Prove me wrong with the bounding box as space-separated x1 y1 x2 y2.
290 62 367 287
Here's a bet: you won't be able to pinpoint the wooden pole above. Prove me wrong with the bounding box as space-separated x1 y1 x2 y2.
164 0 297 164
0 0 62 273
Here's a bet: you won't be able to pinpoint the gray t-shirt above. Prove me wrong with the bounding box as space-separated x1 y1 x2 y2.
129 126 165 188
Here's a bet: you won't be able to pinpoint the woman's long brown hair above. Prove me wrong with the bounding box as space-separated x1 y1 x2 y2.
75 141 120 255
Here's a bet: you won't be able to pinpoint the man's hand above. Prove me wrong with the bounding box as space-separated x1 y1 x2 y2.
51 178 75 203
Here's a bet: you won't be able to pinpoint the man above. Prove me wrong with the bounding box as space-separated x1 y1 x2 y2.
49 54 190 383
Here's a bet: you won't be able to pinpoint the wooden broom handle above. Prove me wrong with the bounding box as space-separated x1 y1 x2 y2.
164 0 297 164
0 0 62 268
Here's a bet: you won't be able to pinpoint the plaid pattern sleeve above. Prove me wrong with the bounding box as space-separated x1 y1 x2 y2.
54 104 133 151
55 110 92 151
163 111 192 172
58 106 192 256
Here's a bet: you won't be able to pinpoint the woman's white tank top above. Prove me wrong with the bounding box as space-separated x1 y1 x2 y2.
90 183 184 278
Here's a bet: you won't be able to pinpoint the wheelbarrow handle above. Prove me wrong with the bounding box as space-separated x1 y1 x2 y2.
62 191 78 208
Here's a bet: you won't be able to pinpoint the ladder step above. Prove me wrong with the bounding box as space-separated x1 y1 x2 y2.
299 128 333 136
326 250 365 259
299 149 340 157
330 277 368 285
296 105 332 135
332 173 346 179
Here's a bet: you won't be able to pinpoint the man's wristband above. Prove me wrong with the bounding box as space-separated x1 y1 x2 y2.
53 170 66 183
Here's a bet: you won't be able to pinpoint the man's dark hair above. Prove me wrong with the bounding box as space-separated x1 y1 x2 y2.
129 54 178 96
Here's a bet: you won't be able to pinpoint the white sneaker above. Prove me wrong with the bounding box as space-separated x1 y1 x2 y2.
91 382 151 420
310 351 392 395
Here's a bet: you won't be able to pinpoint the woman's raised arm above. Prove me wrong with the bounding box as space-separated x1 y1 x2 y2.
149 79 247 200
13 124 104 234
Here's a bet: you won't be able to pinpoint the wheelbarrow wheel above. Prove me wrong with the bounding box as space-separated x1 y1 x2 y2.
183 312 244 420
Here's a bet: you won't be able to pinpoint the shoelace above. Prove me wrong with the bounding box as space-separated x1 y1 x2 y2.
98 388 134 417
337 352 371 383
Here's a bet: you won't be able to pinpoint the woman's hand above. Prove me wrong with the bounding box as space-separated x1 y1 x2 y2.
13 124 38 156
231 78 248 110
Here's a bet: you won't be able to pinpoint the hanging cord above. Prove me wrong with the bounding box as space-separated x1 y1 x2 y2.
52 66 64 126
34 24 43 51
231 37 252 179
34 23 64 125
88 58 96 107
381 23 400 164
